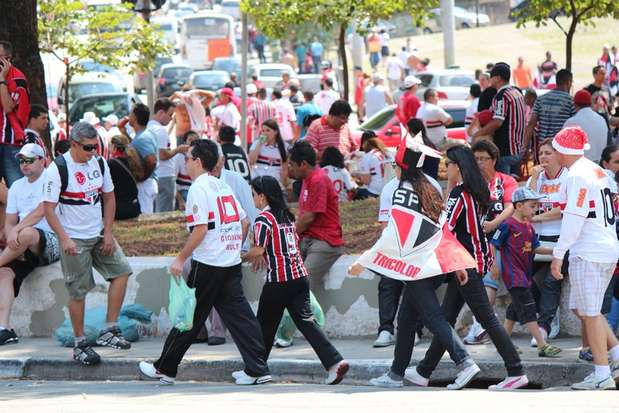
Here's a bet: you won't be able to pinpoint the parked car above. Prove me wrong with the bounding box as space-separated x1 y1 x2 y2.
133 55 174 93
157 64 193 97
58 72 124 110
351 102 468 148
248 63 296 89
415 69 476 101
68 93 139 125
189 70 231 91
422 6 490 33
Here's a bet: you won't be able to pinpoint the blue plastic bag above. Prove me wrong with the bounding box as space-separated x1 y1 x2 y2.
168 275 196 332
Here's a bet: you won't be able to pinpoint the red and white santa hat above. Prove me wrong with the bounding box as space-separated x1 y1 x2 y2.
552 126 590 155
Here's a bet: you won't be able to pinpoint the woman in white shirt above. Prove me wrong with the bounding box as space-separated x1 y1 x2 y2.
320 146 357 201
354 131 387 199
249 119 289 189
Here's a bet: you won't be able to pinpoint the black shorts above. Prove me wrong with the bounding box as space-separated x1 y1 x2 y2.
8 228 59 297
506 287 538 324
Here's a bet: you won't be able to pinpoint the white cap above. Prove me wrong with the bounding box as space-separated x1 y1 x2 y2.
80 111 100 126
371 73 384 82
402 75 422 89
15 143 45 159
246 83 258 94
103 114 119 126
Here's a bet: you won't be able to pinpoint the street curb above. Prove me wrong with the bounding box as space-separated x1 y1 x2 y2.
0 357 593 388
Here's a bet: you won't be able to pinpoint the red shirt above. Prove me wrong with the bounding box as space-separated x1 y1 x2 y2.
354 76 364 106
0 66 30 145
299 167 343 247
397 91 420 125
305 116 356 159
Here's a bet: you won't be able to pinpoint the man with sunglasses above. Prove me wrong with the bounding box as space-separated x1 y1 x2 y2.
0 41 31 187
44 122 133 366
0 143 59 345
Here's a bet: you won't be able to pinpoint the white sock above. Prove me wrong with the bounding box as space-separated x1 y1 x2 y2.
609 344 619 362
594 364 611 379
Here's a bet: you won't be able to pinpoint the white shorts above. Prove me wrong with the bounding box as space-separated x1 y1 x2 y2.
137 177 158 215
568 255 615 317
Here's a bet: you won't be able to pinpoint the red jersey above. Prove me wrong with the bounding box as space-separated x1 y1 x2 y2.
0 66 30 145
397 90 420 125
299 167 343 247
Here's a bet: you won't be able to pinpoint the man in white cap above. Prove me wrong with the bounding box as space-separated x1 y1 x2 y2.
80 111 108 159
0 143 60 345
397 75 421 124
364 73 393 119
55 112 68 143
103 114 121 142
550 126 619 390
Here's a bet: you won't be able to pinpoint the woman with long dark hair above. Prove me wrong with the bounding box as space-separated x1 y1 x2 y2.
354 131 387 199
407 144 528 390
248 118 289 189
320 146 357 201
241 175 349 385
359 141 480 390
407 118 440 179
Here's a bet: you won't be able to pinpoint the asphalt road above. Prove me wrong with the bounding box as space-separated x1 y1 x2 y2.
2 380 618 413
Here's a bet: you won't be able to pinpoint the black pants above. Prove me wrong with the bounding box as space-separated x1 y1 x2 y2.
257 277 342 370
391 275 470 377
531 261 562 334
154 261 269 378
377 274 404 335
417 269 524 378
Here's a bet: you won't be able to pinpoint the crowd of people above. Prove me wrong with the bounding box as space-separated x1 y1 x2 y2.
1 35 619 392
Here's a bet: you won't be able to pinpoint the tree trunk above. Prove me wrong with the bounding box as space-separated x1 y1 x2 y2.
338 24 349 102
0 0 47 107
565 18 578 72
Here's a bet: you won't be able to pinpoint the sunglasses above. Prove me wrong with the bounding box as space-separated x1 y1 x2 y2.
76 141 99 152
18 157 40 165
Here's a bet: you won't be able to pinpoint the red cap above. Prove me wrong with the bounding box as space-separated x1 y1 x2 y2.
220 87 234 97
573 89 592 107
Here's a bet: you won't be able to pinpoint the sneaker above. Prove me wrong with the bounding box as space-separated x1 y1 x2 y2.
231 370 244 380
369 372 403 388
463 321 481 344
404 366 429 387
73 340 101 366
234 370 272 385
530 327 548 348
96 326 131 350
446 363 480 390
488 375 529 390
373 331 395 348
549 312 560 339
538 343 562 358
571 374 616 390
138 361 175 385
463 329 488 345
578 348 593 362
207 336 226 346
274 338 293 348
325 360 349 385
0 329 18 345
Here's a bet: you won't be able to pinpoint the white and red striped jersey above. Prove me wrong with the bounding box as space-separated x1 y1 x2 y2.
322 165 357 201
254 209 308 283
248 100 277 141
358 149 385 196
173 152 191 191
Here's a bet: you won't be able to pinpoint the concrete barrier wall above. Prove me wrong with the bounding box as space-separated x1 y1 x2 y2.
11 256 582 338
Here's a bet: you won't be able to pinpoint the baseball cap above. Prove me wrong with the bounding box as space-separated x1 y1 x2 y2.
489 62 511 81
80 111 100 126
219 87 234 97
15 143 45 159
573 89 592 107
103 114 119 126
401 75 422 89
371 73 383 82
246 83 258 94
511 186 545 204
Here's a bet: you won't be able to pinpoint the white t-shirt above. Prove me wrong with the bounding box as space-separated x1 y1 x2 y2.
563 107 609 163
527 167 568 237
186 173 247 267
215 103 241 131
417 102 451 146
464 98 478 142
359 149 385 195
364 85 389 118
6 174 53 233
386 56 404 80
557 157 619 263
378 175 442 222
173 152 191 190
322 165 357 201
315 89 340 115
148 120 175 178
273 98 297 142
250 140 285 185
44 153 114 239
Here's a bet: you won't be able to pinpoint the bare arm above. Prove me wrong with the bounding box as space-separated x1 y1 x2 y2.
101 191 116 234
8 203 46 233
141 155 157 181
248 141 261 165
296 211 316 235
3 213 18 239
44 201 72 249
241 218 249 244
159 145 188 161
531 207 561 223
473 118 502 139
535 246 553 255
522 113 539 155
0 83 15 113
384 91 394 105
484 203 514 234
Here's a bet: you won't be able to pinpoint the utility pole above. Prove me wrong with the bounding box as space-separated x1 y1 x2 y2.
135 0 155 109
351 23 364 70
440 0 456 68
240 13 248 149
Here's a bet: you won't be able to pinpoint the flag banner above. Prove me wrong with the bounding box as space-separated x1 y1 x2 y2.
356 185 477 281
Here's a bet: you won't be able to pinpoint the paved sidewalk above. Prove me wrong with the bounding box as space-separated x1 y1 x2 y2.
0 336 602 388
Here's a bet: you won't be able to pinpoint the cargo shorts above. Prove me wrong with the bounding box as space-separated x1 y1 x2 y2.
60 236 133 300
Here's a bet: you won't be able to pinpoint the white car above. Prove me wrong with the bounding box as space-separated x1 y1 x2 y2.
248 63 296 89
57 71 125 110
415 69 477 101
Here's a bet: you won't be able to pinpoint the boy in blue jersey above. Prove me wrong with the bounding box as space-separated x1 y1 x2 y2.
491 186 563 358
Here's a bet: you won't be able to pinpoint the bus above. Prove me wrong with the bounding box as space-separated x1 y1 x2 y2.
179 12 236 70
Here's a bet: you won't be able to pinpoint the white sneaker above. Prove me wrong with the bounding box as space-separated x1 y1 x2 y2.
138 361 175 385
530 327 548 348
404 366 429 387
325 360 349 385
571 374 616 390
463 321 488 345
369 373 403 388
274 338 293 348
231 370 244 380
234 370 272 385
549 312 560 339
373 331 395 348
488 375 529 390
446 363 480 390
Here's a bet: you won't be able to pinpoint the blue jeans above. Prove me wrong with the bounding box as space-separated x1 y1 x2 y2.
495 154 521 175
608 297 619 333
0 144 24 187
